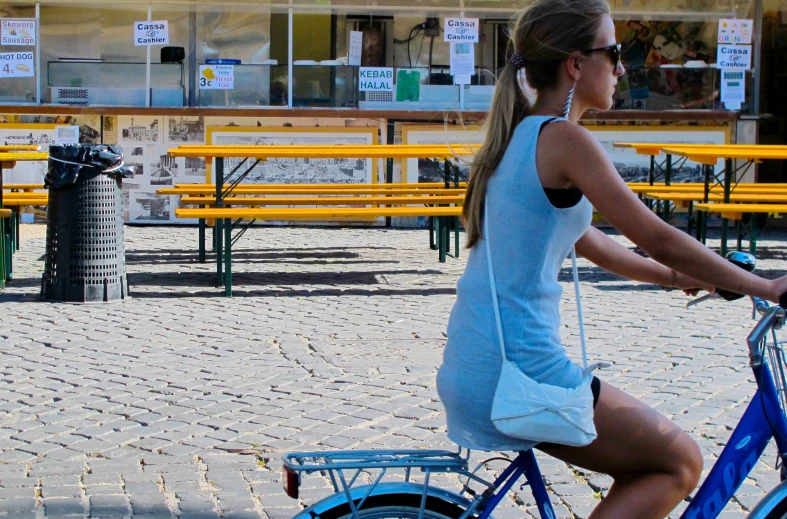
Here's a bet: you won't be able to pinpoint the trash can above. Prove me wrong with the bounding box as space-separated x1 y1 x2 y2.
41 144 133 303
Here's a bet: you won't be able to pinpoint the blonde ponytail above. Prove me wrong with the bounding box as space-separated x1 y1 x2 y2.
463 65 530 248
462 0 610 249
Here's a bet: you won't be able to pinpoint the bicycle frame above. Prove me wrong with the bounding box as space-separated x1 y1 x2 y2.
677 306 787 519
471 450 555 519
284 304 787 519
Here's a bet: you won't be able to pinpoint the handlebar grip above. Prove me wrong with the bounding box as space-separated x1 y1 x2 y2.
779 292 787 309
715 288 744 302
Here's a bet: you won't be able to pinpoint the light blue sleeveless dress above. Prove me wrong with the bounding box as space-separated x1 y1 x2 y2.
437 116 593 451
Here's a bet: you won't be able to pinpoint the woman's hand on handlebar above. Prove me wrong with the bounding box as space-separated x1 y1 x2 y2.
673 270 715 297
766 275 787 305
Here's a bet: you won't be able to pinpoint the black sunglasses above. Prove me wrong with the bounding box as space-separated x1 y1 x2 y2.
581 43 621 68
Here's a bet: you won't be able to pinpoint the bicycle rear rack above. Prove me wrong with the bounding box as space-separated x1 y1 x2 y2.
281 449 495 504
283 449 469 474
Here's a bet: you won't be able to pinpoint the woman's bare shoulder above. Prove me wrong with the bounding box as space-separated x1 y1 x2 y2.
536 120 610 183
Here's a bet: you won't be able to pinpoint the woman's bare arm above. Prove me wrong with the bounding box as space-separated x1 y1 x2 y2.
539 122 787 302
575 227 712 291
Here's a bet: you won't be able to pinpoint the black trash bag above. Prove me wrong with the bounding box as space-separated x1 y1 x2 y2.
45 144 134 190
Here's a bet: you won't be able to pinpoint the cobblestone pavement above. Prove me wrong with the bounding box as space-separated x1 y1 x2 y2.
3 223 787 518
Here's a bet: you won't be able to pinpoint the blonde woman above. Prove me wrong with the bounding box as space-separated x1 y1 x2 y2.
436 1 787 517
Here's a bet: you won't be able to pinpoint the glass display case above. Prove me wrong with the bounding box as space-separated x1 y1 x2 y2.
47 61 184 107
291 64 359 108
0 73 37 105
613 67 754 111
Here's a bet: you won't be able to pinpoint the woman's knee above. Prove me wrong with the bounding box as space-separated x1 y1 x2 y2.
671 433 703 495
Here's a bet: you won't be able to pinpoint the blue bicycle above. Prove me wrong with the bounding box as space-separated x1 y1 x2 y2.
282 252 787 519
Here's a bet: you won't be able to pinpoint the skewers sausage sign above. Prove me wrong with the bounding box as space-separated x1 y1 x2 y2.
1 19 36 46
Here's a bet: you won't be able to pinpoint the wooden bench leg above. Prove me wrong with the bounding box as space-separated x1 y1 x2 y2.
212 223 218 252
14 210 20 252
2 219 10 283
429 216 437 250
198 218 206 263
216 218 223 287
224 218 232 297
446 218 451 256
0 220 6 289
686 202 694 237
438 216 447 263
454 216 460 260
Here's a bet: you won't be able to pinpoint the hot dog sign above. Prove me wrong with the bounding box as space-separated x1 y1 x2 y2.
0 52 35 78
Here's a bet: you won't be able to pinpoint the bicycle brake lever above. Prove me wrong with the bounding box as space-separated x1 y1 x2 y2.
686 293 719 309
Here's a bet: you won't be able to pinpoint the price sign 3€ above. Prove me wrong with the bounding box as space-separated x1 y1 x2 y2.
199 65 234 90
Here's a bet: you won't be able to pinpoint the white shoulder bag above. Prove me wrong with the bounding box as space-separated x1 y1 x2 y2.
485 202 599 447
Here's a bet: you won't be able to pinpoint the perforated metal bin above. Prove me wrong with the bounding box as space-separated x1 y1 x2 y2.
41 170 128 303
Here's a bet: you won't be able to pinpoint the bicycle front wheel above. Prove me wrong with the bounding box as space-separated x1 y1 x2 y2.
315 493 472 519
748 480 787 518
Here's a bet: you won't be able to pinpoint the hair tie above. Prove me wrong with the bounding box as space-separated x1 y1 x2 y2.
509 53 526 69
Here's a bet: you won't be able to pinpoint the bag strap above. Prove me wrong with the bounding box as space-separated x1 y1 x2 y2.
570 248 589 370
484 199 589 368
484 202 508 362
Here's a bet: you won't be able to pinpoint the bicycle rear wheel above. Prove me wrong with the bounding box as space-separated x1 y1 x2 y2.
315 493 473 519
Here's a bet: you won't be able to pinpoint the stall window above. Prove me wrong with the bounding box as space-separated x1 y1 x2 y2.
0 4 37 104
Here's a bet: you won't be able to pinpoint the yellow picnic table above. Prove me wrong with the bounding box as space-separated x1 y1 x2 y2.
0 145 41 152
167 144 474 293
0 151 49 288
2 183 45 192
662 145 787 255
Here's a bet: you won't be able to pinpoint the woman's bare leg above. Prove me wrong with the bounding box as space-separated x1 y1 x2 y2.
537 381 703 519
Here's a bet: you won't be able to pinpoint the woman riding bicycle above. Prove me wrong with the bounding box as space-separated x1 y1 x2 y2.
436 1 787 517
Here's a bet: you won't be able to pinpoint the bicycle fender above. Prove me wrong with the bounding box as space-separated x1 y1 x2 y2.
746 480 787 518
291 482 481 519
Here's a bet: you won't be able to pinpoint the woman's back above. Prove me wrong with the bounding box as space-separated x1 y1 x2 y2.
437 115 592 451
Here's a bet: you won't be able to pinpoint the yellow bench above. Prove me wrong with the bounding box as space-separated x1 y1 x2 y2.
693 202 787 255
1 197 48 207
175 181 468 190
160 186 466 196
178 195 465 207
0 209 11 218
3 184 45 192
0 145 40 152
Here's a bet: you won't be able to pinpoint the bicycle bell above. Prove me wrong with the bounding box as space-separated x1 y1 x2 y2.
726 251 755 273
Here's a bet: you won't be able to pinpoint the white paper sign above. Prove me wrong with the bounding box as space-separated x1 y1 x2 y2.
444 18 479 43
450 42 475 77
359 67 393 91
0 51 34 78
55 125 80 145
199 64 234 89
454 74 471 85
349 31 363 67
134 21 169 46
721 69 745 110
1 19 36 46
717 44 751 70
718 18 753 44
